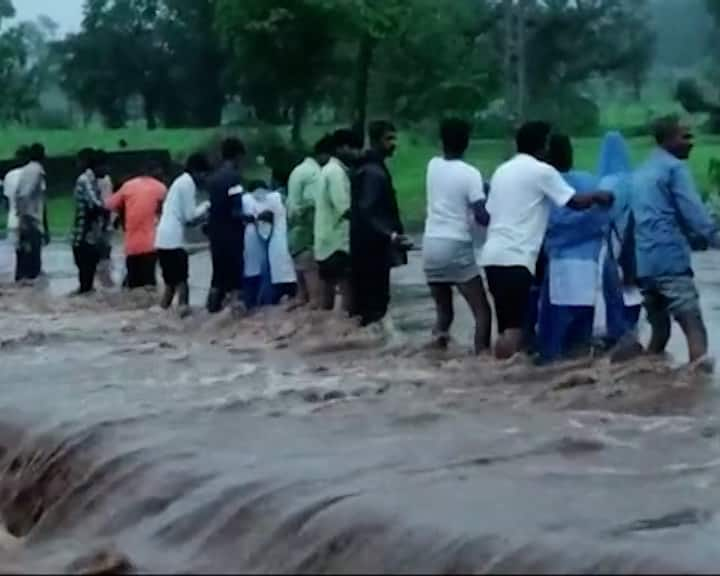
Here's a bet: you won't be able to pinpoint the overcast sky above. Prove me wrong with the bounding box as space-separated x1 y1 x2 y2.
14 0 83 33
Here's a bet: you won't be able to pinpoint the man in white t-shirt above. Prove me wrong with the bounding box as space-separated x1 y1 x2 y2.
423 118 492 354
155 153 211 313
481 121 613 359
3 146 29 245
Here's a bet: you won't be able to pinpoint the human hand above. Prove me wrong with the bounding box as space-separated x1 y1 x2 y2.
593 192 615 207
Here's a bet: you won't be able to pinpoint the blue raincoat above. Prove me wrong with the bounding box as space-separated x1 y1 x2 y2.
597 131 641 342
537 171 608 362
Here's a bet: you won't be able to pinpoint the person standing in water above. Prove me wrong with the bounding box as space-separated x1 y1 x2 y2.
286 135 333 308
155 153 211 313
631 116 720 367
422 118 491 353
106 163 167 289
15 143 49 284
351 121 410 327
206 138 246 314
71 149 111 295
481 122 614 360
315 129 362 313
3 146 29 248
537 134 609 363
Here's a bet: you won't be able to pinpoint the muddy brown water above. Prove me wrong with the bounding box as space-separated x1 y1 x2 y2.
2 242 720 573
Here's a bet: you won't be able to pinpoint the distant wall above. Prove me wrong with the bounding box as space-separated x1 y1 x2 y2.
0 149 178 196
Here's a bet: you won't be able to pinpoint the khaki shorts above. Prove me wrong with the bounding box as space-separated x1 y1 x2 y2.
294 250 317 273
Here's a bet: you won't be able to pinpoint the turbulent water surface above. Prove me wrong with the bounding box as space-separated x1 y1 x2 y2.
1 244 720 573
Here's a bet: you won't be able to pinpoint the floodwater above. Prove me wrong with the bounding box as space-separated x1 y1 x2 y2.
2 242 720 573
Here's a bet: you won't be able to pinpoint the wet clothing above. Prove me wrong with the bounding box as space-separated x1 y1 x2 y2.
15 161 46 282
15 224 42 282
73 242 101 294
207 162 244 304
423 238 478 284
155 173 209 250
72 170 108 248
3 167 22 237
106 177 167 256
318 251 351 283
423 157 485 285
640 275 701 325
351 151 406 326
632 148 717 280
126 253 158 289
240 187 296 310
287 157 322 257
158 248 189 287
537 171 607 361
315 158 351 263
486 265 534 333
481 154 576 273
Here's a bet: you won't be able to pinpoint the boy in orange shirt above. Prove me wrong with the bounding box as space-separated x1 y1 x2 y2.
106 164 167 289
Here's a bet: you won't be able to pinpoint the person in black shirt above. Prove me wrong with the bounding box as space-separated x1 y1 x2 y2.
206 138 246 314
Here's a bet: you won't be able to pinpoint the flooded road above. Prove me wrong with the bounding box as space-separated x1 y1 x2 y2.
1 242 720 573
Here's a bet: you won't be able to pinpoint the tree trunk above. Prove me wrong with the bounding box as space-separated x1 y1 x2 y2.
353 33 374 146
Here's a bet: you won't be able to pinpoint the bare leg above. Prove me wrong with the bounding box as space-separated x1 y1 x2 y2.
305 267 322 310
457 276 492 354
429 283 454 349
647 311 672 356
495 329 524 360
177 282 191 317
161 285 176 310
676 310 709 363
319 279 336 311
339 278 353 315
295 271 310 306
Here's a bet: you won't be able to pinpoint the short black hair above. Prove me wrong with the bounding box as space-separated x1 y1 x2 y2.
332 129 363 152
87 149 109 172
440 118 471 156
221 137 246 161
28 143 45 163
547 133 573 173
313 134 334 156
77 147 94 170
186 152 210 174
515 121 552 156
653 115 681 146
369 120 396 145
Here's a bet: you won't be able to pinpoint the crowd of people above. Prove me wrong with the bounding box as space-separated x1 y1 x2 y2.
2 114 717 368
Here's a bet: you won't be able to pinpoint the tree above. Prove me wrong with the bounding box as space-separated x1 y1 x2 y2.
0 1 47 124
216 0 340 143
59 0 228 129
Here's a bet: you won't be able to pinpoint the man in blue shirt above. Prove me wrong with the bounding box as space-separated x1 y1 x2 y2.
632 116 719 364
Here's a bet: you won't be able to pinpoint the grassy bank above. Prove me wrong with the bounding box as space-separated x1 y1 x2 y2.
2 128 720 236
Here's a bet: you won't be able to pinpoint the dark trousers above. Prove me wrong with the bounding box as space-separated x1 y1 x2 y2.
73 242 101 293
208 233 244 313
15 226 42 282
126 253 157 289
353 258 391 326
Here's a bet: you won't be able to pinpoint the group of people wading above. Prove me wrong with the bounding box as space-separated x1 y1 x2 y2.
2 115 717 368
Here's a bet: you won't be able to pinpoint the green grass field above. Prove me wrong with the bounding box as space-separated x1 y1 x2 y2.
3 128 720 236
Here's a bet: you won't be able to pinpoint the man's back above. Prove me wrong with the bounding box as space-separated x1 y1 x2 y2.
3 167 23 232
315 158 350 261
207 162 241 237
632 149 715 279
110 177 167 255
16 161 46 225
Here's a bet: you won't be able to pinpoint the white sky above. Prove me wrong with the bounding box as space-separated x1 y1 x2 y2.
13 0 83 34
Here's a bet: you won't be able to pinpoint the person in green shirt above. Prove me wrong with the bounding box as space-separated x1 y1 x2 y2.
315 129 363 312
287 135 333 309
